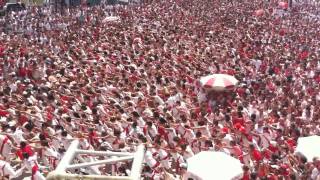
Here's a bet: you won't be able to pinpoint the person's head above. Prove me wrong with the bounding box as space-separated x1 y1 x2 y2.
243 165 249 172
41 122 48 129
205 140 213 147
313 157 320 169
24 123 33 132
39 133 46 141
66 116 72 123
229 140 236 146
196 131 202 138
132 122 138 128
10 126 16 132
146 121 153 127
249 143 255 151
20 141 27 149
61 131 68 137
41 140 49 147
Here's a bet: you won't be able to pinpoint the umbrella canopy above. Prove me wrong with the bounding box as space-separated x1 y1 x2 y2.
279 2 288 9
255 9 265 16
102 16 120 23
185 151 243 180
200 74 239 91
295 136 320 162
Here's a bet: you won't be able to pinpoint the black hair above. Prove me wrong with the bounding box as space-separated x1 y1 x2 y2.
61 131 68 137
20 141 27 148
66 117 72 122
41 140 49 147
146 121 152 127
24 123 34 132
196 131 202 138
39 133 46 141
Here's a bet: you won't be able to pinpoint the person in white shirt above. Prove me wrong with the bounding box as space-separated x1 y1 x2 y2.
144 150 161 170
311 158 320 180
143 165 161 180
180 144 194 160
177 125 195 144
165 127 177 147
143 121 158 142
21 152 46 180
170 149 185 175
7 126 26 145
129 122 143 139
153 141 171 170
40 141 59 170
60 131 74 150
190 132 205 154
0 134 14 161
0 158 25 179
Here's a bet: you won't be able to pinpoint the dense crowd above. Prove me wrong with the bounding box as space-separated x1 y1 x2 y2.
0 0 320 179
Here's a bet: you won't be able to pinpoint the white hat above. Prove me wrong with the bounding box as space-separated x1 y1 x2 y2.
8 121 16 126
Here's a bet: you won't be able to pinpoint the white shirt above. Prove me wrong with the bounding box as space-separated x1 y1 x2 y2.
129 127 143 138
41 147 59 169
10 128 26 144
0 160 23 178
311 168 320 180
137 117 146 127
153 95 165 105
61 135 73 149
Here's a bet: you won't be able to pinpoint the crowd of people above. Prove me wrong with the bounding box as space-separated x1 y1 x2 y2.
0 0 320 179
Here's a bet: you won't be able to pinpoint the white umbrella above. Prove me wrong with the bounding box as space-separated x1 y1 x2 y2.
200 74 238 91
185 151 243 180
102 16 120 23
295 136 320 162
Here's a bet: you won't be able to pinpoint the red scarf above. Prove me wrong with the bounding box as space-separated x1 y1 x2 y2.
31 162 39 180
0 136 9 155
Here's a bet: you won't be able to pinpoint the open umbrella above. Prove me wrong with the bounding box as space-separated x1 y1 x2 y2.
185 151 243 180
295 136 320 162
279 2 288 9
200 74 239 91
255 9 265 16
102 16 120 23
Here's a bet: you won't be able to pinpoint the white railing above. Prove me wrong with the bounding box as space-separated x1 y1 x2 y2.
46 140 145 180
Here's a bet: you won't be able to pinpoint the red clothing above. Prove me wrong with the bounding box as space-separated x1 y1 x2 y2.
157 126 169 141
273 66 281 75
262 149 272 160
236 87 245 97
251 149 262 162
233 116 245 126
60 96 70 102
268 145 278 153
286 138 296 149
18 115 28 125
88 131 99 147
18 67 28 77
16 145 34 160
315 75 320 83
242 172 250 180
227 69 235 75
0 110 9 117
298 50 309 60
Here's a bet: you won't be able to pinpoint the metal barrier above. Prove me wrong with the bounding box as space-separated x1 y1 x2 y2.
46 140 145 180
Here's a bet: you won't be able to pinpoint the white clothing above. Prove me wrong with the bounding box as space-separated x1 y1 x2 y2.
9 128 26 144
41 147 59 170
182 146 194 160
0 160 24 179
311 168 320 180
22 156 46 180
61 135 73 149
0 135 12 161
